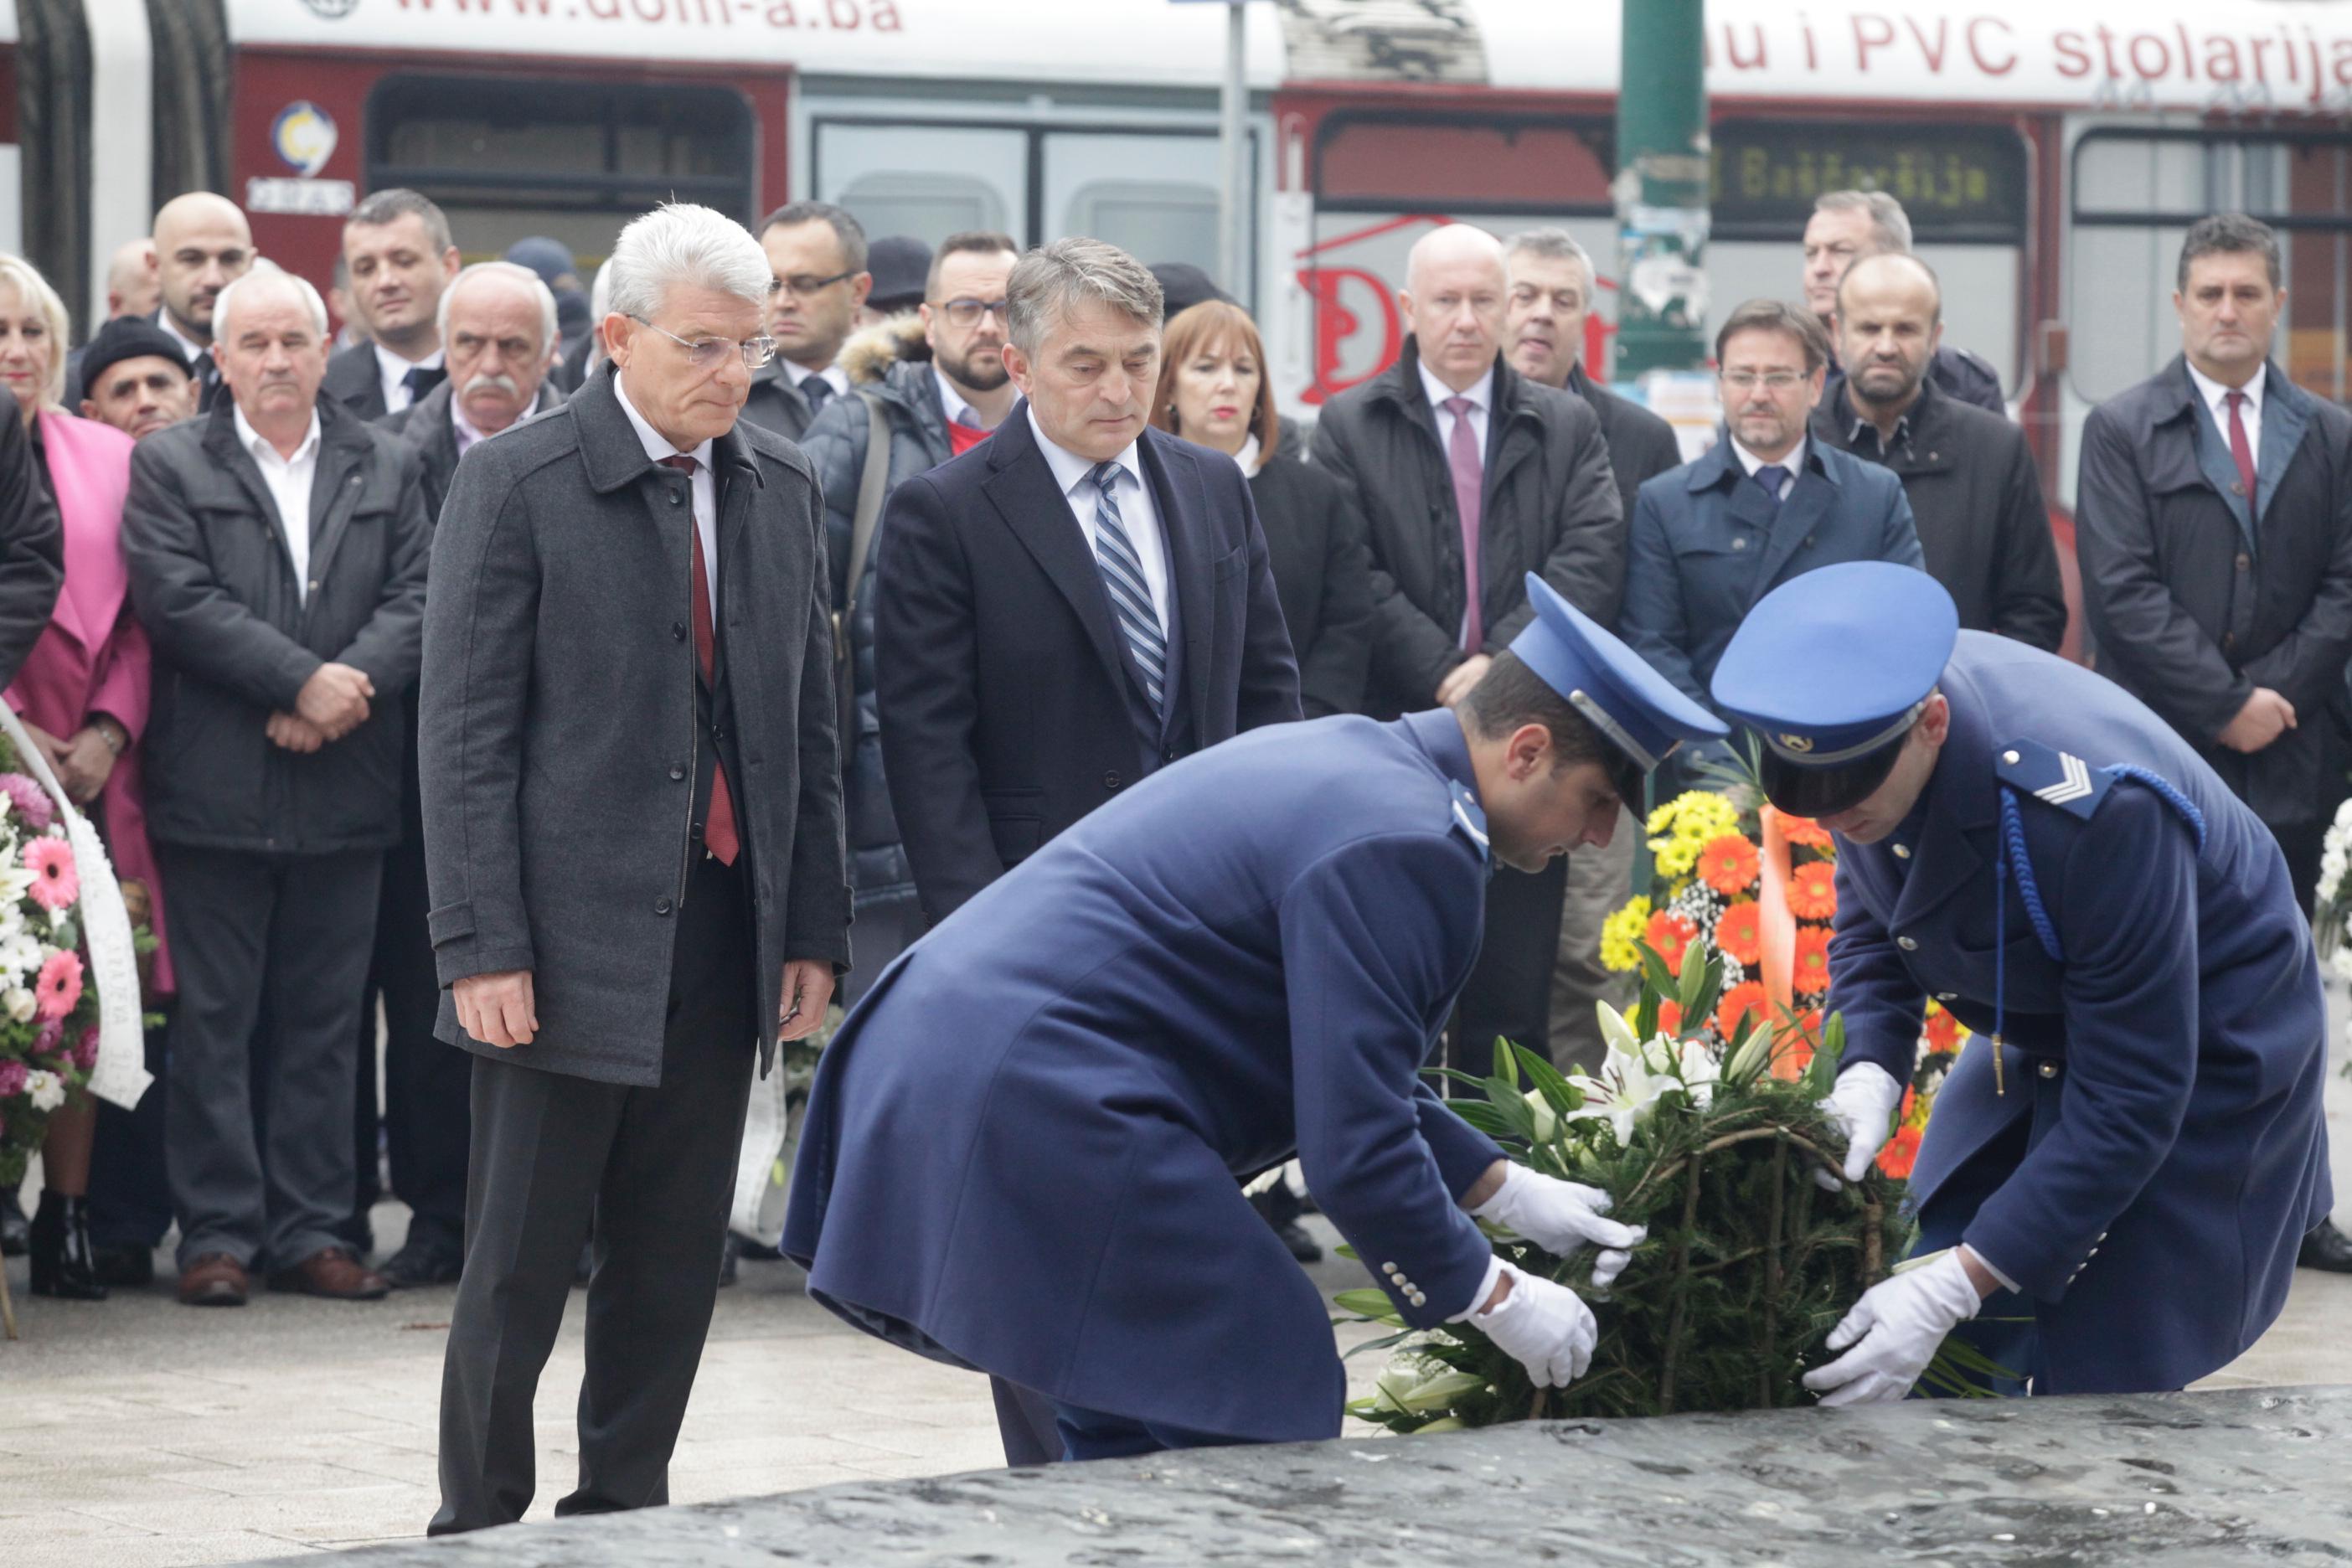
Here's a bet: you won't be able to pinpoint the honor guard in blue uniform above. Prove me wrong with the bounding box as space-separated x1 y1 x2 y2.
1707 562 2333 1403
783 575 1725 1460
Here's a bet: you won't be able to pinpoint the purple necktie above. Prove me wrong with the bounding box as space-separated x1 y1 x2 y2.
2225 390 2257 515
1443 395 1483 652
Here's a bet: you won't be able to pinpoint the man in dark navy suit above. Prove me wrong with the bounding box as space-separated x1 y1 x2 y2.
871 237 1300 1460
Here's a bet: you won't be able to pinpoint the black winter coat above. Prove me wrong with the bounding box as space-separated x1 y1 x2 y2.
123 395 430 854
1567 364 1682 525
419 369 850 1086
1813 379 2066 652
2076 358 2352 831
1309 338 1624 717
0 385 63 691
1246 451 1371 718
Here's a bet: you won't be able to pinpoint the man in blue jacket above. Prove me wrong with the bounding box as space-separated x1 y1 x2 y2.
785 575 1726 1458
1708 563 2332 1402
1621 299 1922 787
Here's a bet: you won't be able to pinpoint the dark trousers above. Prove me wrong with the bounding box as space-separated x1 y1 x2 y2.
2272 818 2327 923
1047 1400 1246 1462
160 845 382 1270
352 834 469 1251
88 1018 173 1251
431 853 757 1534
1452 858 1568 1073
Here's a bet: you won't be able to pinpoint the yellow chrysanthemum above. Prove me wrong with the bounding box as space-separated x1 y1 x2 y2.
1645 791 1741 879
1600 895 1653 973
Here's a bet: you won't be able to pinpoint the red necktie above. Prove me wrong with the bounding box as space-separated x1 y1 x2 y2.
659 455 737 865
2225 389 2257 517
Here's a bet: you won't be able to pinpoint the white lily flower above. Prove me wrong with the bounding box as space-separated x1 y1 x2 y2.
26 1068 64 1111
1676 1037 1722 1110
1522 1088 1560 1144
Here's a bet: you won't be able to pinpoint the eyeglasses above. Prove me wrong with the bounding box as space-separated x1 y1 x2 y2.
630 317 776 372
1720 369 1808 392
771 269 860 300
936 298 1009 329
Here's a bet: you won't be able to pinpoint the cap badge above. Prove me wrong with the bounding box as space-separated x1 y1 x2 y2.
1779 733 1814 754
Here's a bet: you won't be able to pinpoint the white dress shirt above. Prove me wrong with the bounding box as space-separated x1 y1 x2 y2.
234 405 322 603
376 343 445 415
2186 358 2265 467
1728 435 1806 501
1418 358 1493 462
1028 409 1171 634
1231 433 1262 474
785 358 851 406
614 373 720 596
157 311 209 370
934 366 986 431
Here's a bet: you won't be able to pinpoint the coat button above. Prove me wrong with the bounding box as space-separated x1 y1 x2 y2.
1891 843 1911 860
1897 936 1918 952
1732 537 1747 551
2222 632 2236 652
669 489 683 507
673 622 688 641
654 896 674 916
2236 553 2251 572
2038 1060 2059 1079
1103 771 1123 791
669 763 687 781
1937 992 1957 1002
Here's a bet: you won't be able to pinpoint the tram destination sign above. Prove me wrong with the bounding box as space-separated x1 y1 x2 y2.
1710 121 2026 244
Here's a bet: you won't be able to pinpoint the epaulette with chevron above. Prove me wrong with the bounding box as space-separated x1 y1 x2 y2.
1994 737 2114 821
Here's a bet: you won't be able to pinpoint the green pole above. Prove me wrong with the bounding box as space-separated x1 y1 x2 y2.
1614 0 1710 379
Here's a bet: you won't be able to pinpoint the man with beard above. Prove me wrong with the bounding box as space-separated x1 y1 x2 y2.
1619 298 1922 782
1812 253 2064 652
149 192 254 410
349 261 568 1287
1801 190 2004 417
326 189 462 422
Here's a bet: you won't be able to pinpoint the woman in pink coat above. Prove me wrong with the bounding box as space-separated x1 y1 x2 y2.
0 254 171 1301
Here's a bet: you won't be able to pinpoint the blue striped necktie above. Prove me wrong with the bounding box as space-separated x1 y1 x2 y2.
1088 460 1167 718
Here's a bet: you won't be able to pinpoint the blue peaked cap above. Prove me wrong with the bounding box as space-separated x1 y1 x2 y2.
1710 563 1959 771
1508 572 1727 771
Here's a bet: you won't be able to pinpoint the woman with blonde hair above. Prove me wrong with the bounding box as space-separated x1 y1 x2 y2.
1151 299 1371 720
0 252 171 1299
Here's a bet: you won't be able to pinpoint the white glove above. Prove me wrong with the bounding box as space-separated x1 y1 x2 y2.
1799 1249 1983 1408
1818 1061 1906 1190
1472 1163 1646 1287
1463 1260 1596 1389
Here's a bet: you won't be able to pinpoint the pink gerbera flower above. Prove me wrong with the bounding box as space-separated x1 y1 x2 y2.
0 772 51 831
35 950 82 1020
23 837 76 910
74 1026 99 1072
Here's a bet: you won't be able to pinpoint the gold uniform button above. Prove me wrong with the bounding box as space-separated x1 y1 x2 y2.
1898 936 1918 952
1891 843 1911 860
2038 1060 2059 1079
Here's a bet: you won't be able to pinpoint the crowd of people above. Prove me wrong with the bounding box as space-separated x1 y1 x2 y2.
0 170 2343 1501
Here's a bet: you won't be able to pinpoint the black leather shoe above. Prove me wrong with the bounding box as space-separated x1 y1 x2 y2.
1273 1219 1323 1264
380 1239 464 1287
0 1190 27 1256
2298 1218 2352 1273
733 1235 783 1261
28 1192 107 1299
92 1242 155 1288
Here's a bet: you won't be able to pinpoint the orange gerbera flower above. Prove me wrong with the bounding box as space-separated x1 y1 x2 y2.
1715 981 1767 1040
1715 900 1763 966
1697 833 1760 895
1877 1123 1924 1179
1792 924 1833 997
1776 811 1833 851
1655 1000 1684 1037
1644 909 1698 972
1923 1001 1965 1052
1787 861 1838 921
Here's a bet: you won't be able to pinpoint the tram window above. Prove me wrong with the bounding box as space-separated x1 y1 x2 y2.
366 75 757 252
835 172 1010 246
2070 131 2352 404
1062 180 1220 277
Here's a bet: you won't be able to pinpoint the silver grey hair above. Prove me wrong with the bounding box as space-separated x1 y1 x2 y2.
438 260 560 353
1005 238 1163 356
1503 227 1595 289
585 258 615 373
214 260 329 341
1813 189 1912 255
605 202 771 324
